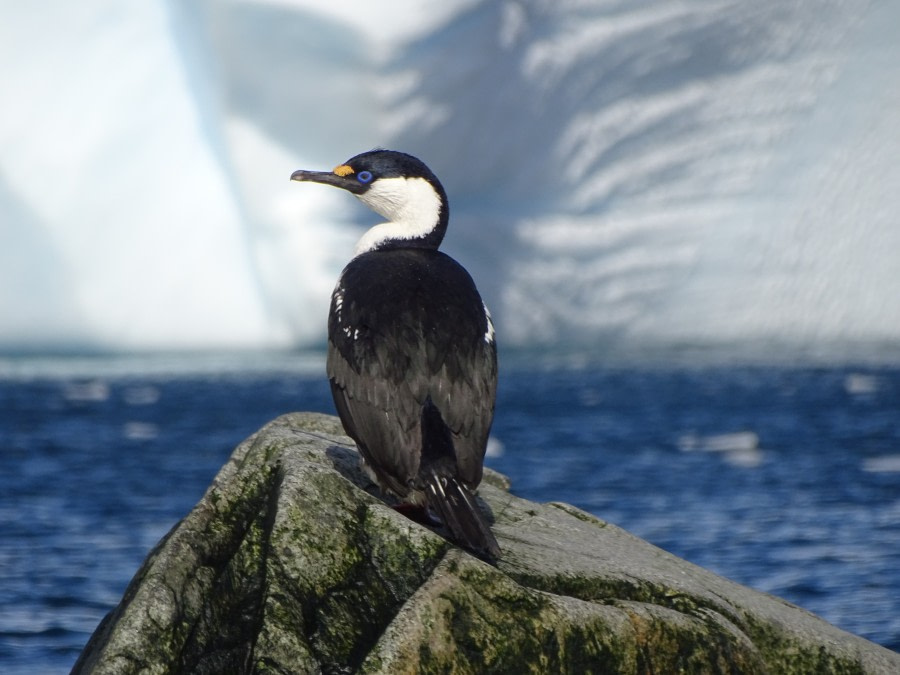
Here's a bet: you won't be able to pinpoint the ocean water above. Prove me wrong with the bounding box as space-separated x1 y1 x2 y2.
1 354 899 672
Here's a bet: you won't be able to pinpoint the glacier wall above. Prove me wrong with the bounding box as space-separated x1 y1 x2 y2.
1 0 898 358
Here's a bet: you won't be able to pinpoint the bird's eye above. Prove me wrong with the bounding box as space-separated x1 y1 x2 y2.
357 171 373 183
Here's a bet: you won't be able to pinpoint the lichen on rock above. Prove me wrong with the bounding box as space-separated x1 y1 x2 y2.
73 413 900 674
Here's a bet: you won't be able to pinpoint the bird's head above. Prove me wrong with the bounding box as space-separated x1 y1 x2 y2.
291 149 449 255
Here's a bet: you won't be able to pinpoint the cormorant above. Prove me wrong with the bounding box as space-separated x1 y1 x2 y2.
291 149 500 559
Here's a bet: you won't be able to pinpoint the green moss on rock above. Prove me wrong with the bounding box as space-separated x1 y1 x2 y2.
74 413 900 675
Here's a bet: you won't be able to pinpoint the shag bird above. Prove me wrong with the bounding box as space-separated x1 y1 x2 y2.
291 150 500 559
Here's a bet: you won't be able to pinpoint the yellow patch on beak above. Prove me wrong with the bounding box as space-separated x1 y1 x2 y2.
333 164 355 177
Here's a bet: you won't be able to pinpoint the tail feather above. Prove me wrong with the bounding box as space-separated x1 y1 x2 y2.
425 471 501 561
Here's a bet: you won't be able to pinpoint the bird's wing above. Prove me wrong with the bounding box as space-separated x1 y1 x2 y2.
428 321 497 487
326 251 497 491
327 333 424 495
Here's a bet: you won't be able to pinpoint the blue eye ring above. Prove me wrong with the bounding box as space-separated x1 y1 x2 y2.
357 170 373 183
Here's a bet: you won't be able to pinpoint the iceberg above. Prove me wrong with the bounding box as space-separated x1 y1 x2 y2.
1 0 898 358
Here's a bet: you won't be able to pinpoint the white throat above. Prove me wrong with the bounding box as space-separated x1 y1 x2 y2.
353 176 443 255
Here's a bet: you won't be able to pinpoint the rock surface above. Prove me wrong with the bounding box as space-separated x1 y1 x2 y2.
73 412 900 674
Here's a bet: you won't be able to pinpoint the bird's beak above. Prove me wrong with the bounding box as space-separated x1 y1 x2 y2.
290 169 365 194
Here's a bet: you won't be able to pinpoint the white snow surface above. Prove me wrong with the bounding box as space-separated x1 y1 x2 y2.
1 0 898 358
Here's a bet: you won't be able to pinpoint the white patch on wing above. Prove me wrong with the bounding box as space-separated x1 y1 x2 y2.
333 285 345 324
333 284 355 339
483 303 495 344
353 176 442 255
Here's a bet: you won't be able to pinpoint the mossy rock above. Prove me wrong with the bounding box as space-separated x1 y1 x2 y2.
73 413 900 674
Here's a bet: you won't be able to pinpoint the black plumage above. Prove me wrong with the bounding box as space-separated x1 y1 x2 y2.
291 150 500 559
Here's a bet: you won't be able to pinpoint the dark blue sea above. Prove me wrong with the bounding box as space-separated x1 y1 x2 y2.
2 353 899 672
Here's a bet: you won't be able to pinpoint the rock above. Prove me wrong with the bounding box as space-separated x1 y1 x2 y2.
73 412 900 674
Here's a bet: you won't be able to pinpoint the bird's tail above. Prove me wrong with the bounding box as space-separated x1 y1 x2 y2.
424 471 501 561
